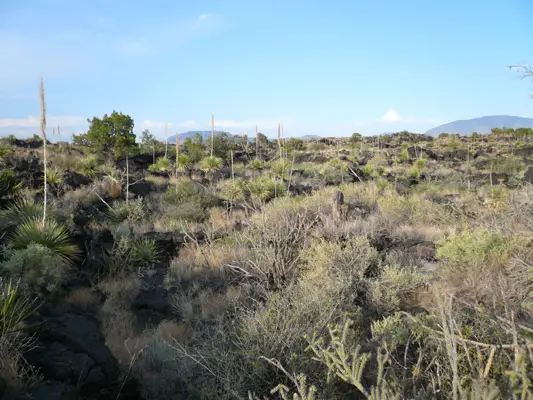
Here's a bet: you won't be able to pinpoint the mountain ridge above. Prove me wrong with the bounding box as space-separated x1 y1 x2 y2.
425 115 533 136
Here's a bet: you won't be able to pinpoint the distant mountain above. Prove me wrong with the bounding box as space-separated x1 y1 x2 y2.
167 130 232 144
425 115 533 136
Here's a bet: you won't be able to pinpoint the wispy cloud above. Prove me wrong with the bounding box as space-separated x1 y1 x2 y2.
0 115 87 128
379 108 443 125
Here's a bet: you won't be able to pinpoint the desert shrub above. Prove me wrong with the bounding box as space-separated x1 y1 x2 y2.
9 218 79 264
436 228 527 265
1 243 69 295
0 200 46 231
0 169 22 200
270 158 290 180
78 156 100 177
371 265 426 314
148 157 171 172
299 236 378 285
163 179 218 222
200 155 223 175
360 164 378 178
131 238 160 267
246 176 286 205
0 279 40 391
108 198 148 225
232 209 318 289
45 167 63 185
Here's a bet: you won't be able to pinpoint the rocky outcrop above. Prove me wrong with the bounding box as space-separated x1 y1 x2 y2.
23 313 122 399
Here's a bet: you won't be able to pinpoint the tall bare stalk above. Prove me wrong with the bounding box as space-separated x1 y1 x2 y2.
255 124 260 160
211 114 215 157
39 77 47 227
175 132 179 179
277 122 282 161
164 123 169 158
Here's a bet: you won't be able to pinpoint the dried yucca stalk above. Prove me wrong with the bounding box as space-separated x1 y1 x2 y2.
277 122 282 161
39 77 48 227
164 123 169 158
211 114 215 156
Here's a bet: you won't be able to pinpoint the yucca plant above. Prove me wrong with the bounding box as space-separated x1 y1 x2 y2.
148 157 171 172
0 278 36 337
0 169 22 199
9 218 79 264
177 154 193 176
271 158 290 180
0 199 47 230
78 156 99 178
45 167 63 185
132 238 160 267
200 155 223 177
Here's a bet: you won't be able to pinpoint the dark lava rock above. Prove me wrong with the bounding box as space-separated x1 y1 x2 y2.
63 170 93 190
524 166 533 184
24 314 120 399
128 180 152 197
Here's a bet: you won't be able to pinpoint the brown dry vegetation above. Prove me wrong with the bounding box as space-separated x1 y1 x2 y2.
1 130 533 399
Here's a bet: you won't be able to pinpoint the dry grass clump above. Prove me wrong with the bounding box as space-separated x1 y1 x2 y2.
65 287 102 313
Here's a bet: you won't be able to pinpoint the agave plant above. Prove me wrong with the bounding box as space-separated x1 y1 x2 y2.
9 218 80 264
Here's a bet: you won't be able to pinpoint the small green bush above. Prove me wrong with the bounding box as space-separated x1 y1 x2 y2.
436 228 527 265
1 244 69 295
148 157 171 172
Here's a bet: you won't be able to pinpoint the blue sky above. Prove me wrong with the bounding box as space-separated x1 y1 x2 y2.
1 0 532 140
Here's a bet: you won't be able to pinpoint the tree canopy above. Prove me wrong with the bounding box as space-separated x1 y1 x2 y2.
73 111 137 156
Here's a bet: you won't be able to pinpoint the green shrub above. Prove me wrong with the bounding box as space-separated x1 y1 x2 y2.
148 157 171 172
45 167 63 185
132 238 160 267
371 265 426 314
246 176 286 204
1 244 69 295
436 228 527 265
163 179 217 222
78 156 100 177
9 218 79 264
0 169 22 199
0 200 46 231
0 278 35 336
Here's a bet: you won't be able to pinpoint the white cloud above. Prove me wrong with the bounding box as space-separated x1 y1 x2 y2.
380 109 443 125
142 120 172 130
184 120 196 127
0 115 87 128
198 14 210 20
382 109 401 122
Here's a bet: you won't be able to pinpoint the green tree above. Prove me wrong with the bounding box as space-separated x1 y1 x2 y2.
73 111 137 156
183 136 206 163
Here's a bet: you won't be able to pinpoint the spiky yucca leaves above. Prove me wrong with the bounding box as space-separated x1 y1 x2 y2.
45 167 63 185
148 157 171 172
177 153 193 175
200 155 223 175
78 156 99 178
132 238 160 267
0 199 47 230
247 177 286 204
0 279 35 336
0 169 22 199
9 218 79 264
